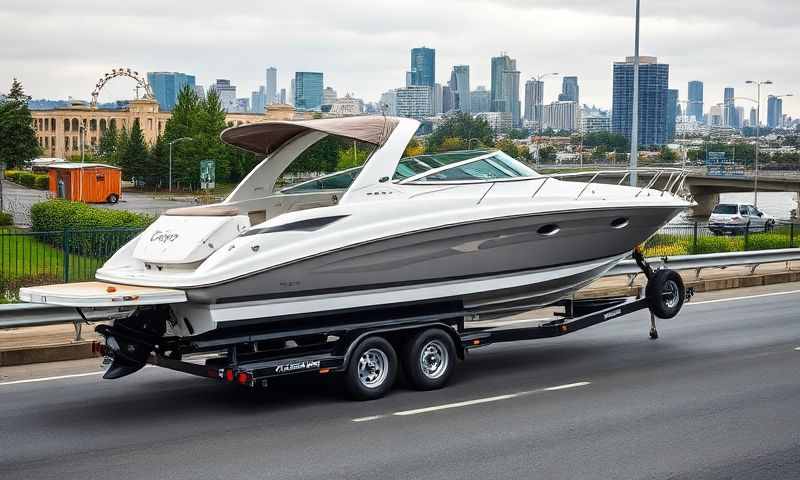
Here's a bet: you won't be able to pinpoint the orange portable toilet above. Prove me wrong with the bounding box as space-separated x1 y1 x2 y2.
47 163 122 204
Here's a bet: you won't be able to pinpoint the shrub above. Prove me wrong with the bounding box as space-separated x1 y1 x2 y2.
745 232 793 251
4 170 23 183
0 212 12 226
31 199 154 232
33 174 50 190
18 172 36 188
0 273 63 303
690 236 743 254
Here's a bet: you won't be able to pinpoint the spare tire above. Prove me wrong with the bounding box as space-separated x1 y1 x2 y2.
646 269 685 319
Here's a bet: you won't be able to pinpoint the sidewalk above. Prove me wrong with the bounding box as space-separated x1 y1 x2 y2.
1 261 798 367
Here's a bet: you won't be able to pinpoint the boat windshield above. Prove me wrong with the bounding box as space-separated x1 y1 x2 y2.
280 150 537 193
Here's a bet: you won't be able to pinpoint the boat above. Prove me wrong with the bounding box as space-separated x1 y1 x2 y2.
21 116 690 340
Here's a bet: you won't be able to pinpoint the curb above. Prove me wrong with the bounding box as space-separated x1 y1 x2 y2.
3 269 800 367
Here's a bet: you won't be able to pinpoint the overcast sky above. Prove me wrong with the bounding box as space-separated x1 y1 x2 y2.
1 0 797 117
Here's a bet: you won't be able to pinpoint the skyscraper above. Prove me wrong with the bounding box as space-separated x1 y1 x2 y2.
251 86 267 114
410 47 435 87
470 86 490 113
449 65 471 113
558 76 579 104
524 79 544 123
279 88 287 104
767 95 783 128
666 89 678 142
294 72 324 110
146 72 196 111
611 56 670 145
490 54 520 126
395 85 434 118
210 79 237 112
687 80 704 122
266 67 277 105
749 107 758 127
723 87 736 127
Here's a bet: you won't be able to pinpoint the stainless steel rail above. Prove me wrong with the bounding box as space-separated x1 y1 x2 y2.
2 248 799 336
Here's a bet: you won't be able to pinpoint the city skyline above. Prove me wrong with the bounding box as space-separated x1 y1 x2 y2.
2 0 797 118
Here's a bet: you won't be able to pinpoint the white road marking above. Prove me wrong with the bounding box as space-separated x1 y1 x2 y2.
0 371 104 386
354 381 592 421
351 415 385 423
687 289 800 306
543 381 591 391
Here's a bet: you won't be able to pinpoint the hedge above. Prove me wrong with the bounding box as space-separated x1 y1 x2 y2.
0 212 12 226
5 170 50 190
31 200 154 232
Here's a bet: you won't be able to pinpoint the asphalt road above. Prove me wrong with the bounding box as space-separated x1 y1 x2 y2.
1 284 799 479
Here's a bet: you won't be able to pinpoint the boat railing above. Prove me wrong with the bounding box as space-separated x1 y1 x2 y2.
529 167 689 200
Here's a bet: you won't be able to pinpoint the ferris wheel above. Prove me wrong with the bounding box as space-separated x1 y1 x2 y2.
90 67 154 109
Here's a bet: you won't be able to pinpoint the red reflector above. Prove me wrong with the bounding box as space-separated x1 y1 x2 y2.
237 372 250 385
224 369 235 382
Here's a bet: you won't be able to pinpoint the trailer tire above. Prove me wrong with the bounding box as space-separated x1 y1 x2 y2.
403 329 456 391
646 269 685 319
107 193 119 204
344 336 397 401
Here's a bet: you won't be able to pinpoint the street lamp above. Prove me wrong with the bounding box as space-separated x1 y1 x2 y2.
79 123 87 201
744 80 772 207
168 137 194 194
629 0 641 186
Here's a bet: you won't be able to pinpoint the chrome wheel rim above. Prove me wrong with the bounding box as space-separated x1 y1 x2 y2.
419 340 448 380
358 348 389 389
662 280 680 309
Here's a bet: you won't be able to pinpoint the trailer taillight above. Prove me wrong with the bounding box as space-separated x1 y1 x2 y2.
237 372 251 385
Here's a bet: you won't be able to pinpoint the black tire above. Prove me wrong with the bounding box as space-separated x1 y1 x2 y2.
646 269 685 319
107 193 119 204
402 329 457 391
344 336 397 401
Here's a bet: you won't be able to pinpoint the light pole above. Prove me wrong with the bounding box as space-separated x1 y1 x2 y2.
745 80 773 207
168 137 193 194
79 123 86 201
468 138 480 150
629 0 641 186
531 72 559 163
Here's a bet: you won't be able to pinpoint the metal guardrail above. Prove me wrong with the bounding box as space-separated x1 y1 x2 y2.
2 248 800 339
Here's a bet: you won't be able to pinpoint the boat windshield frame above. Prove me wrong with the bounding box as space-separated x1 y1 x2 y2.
396 150 539 185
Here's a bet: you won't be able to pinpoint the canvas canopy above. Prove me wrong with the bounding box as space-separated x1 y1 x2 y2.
220 116 400 155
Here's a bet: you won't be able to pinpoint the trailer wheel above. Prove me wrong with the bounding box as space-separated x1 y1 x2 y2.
646 269 685 319
107 193 119 204
403 329 456 391
344 336 397 400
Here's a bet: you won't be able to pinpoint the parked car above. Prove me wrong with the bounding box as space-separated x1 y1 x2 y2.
708 203 775 235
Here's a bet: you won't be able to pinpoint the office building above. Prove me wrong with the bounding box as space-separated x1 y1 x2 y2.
767 95 783 128
236 98 250 113
323 87 337 107
580 114 611 133
266 67 277 105
542 101 578 131
476 111 513 133
524 79 544 123
147 72 196 111
441 85 454 114
611 56 670 145
665 89 678 142
749 107 758 127
723 87 736 127
432 83 443 114
251 86 267 114
470 86 490 113
279 88 287 104
558 76 579 103
210 79 237 112
294 72 324 110
448 65 470 113
709 105 723 126
409 47 435 87
736 106 745 129
687 80 704 122
395 85 433 118
490 54 514 113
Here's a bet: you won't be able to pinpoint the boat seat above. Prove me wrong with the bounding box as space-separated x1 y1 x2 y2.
164 205 240 217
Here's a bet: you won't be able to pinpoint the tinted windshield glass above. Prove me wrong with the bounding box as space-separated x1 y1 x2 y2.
393 150 493 180
418 151 537 182
282 168 362 193
712 204 738 214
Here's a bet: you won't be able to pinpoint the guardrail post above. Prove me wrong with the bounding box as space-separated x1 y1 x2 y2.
62 229 70 283
692 222 698 253
744 223 750 251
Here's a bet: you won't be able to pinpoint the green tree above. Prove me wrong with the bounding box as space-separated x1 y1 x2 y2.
495 138 522 159
96 121 119 165
437 137 467 152
336 142 371 170
0 79 40 169
426 113 494 152
119 118 149 180
539 146 557 162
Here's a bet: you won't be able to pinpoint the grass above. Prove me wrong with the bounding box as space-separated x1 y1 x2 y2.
642 228 799 257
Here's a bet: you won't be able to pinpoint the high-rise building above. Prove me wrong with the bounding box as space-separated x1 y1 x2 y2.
470 86 490 113
236 98 250 113
210 79 237 112
611 56 670 145
749 107 758 127
395 85 433 118
147 72 196 111
294 72 324 110
475 112 513 133
687 80 704 122
524 79 544 122
449 65 471 113
708 105 723 126
289 79 295 106
542 101 578 131
506 69 521 127
767 95 783 128
379 90 397 115
723 87 736 127
266 67 277 105
193 85 205 99
279 88 287 104
490 54 515 114
323 86 337 107
441 85 454 114
251 86 267 114
409 47 435 87
558 76 579 104
736 106 745 129
666 88 678 142
432 83 443 114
